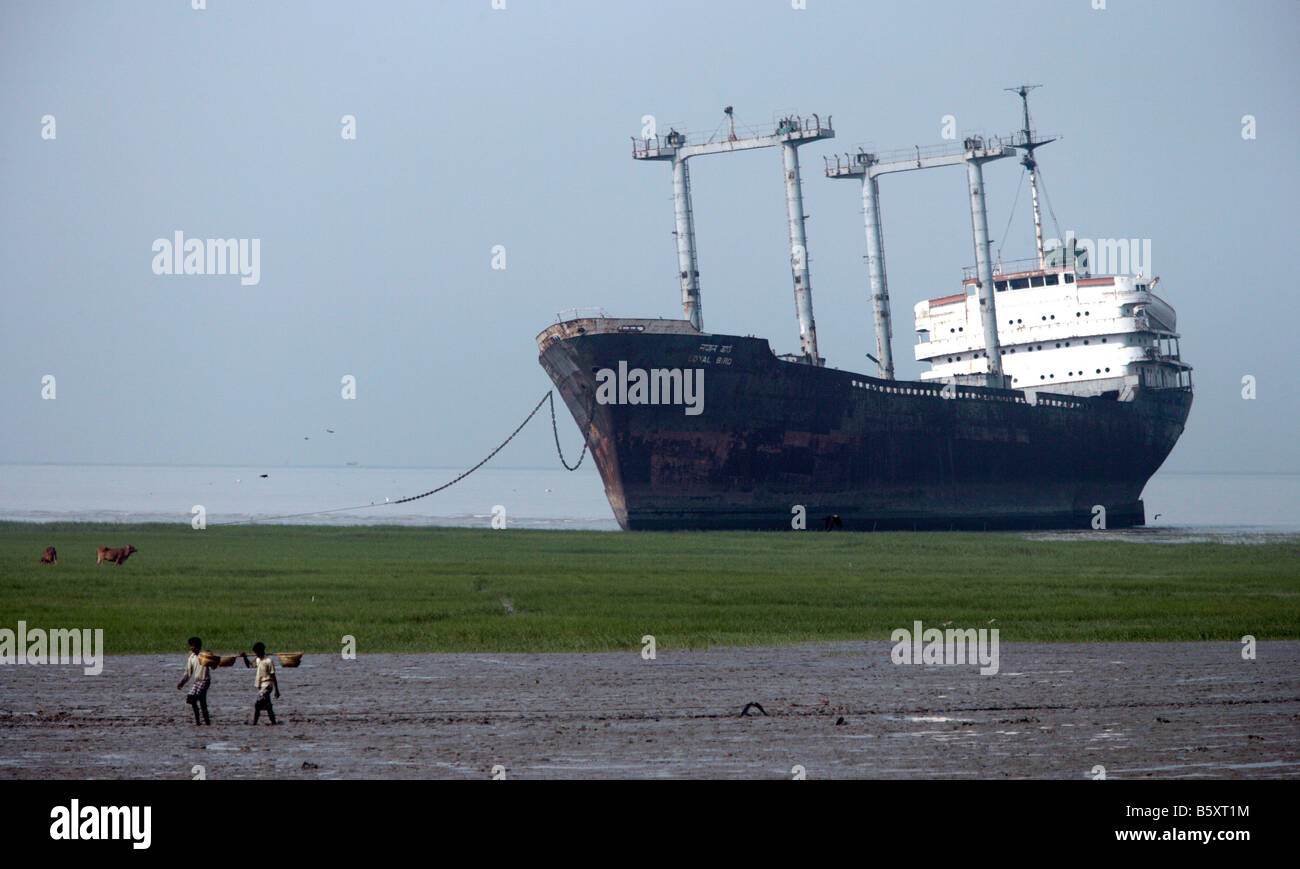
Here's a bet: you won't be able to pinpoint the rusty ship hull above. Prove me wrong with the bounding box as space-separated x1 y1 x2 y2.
538 317 1193 531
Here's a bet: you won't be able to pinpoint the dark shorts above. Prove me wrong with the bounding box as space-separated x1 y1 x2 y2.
255 686 273 710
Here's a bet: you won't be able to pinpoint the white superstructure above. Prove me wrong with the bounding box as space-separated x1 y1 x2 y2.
913 257 1191 397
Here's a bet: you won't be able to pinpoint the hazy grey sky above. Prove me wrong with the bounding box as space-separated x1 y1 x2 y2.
2 0 1296 473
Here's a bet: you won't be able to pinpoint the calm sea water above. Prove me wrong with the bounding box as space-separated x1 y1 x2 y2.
0 464 1296 537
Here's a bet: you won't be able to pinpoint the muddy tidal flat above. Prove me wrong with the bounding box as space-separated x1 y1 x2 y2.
1 642 1297 779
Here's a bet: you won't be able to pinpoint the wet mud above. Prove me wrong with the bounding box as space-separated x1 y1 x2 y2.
1 643 1296 779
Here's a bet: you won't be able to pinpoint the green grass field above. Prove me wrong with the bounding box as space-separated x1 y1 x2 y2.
1 522 1296 654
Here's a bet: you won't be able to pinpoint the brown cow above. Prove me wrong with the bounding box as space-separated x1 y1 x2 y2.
97 545 137 566
39 546 58 565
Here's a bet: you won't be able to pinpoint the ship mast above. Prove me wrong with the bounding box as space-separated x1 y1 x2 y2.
826 136 1017 383
633 110 835 364
1005 84 1056 269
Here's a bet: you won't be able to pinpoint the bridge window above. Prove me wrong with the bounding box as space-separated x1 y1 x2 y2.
1046 274 1059 285
1064 274 1075 283
1031 276 1045 287
1011 278 1030 289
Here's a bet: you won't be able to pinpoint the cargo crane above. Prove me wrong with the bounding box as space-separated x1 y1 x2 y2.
633 111 834 364
826 136 1017 384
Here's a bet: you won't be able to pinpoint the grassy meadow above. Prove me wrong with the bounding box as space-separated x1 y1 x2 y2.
0 522 1296 654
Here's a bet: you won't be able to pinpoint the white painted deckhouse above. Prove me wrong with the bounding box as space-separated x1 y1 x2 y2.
912 85 1191 399
913 251 1192 397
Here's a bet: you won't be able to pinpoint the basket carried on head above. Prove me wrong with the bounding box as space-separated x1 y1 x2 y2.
275 652 304 668
197 651 222 668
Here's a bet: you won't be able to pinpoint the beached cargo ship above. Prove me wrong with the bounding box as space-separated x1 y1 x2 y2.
538 92 1192 530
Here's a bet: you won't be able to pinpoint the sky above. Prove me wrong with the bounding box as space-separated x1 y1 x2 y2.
1 0 1296 473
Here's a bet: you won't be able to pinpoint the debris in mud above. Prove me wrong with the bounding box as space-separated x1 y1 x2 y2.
740 702 768 717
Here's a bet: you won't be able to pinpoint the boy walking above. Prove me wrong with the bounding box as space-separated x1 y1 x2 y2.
176 636 212 725
241 642 280 725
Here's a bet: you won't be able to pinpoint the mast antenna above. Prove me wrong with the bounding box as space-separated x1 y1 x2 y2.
1005 84 1057 268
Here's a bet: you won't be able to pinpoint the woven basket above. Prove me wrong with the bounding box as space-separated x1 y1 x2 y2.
197 651 221 667
218 656 237 667
275 653 303 668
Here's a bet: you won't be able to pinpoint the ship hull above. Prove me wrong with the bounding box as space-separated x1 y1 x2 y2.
538 320 1192 531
